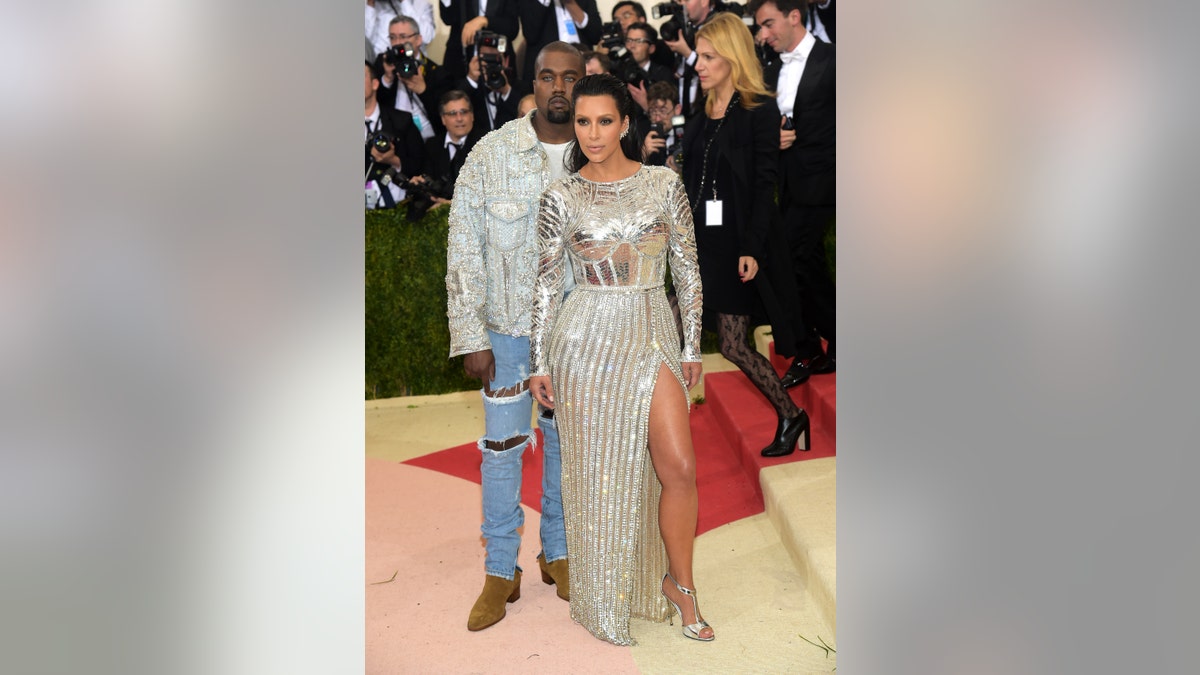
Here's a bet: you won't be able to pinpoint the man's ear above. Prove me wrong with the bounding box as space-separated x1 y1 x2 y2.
673 103 682 116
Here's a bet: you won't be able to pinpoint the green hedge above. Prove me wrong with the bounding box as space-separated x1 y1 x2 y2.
365 204 834 399
366 204 477 398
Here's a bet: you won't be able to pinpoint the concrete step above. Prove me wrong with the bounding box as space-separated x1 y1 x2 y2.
760 457 837 636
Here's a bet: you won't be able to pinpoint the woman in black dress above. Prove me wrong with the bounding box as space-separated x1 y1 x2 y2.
680 12 809 456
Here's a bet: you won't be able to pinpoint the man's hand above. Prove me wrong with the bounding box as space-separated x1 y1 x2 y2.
682 361 703 390
530 375 555 409
400 69 426 95
664 33 692 59
370 145 402 169
463 349 496 382
738 256 759 282
642 130 665 161
467 55 482 83
462 16 488 47
430 197 452 207
780 116 796 151
628 81 649 111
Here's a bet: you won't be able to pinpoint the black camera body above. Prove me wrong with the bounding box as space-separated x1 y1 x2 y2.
473 31 509 91
599 20 625 53
654 1 749 45
401 174 454 202
612 54 647 89
385 42 421 78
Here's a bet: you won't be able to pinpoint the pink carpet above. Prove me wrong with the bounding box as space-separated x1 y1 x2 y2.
366 460 640 674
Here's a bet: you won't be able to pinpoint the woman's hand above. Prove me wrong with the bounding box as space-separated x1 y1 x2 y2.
738 256 759 282
530 375 555 409
682 361 703 391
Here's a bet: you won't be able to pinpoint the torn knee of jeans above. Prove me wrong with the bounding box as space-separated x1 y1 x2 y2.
481 433 530 453
484 379 530 400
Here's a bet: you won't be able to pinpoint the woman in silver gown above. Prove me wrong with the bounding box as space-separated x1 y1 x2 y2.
529 74 715 645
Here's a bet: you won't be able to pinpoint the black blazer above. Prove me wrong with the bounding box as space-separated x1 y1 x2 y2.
456 75 530 132
812 0 835 43
517 0 603 81
422 128 484 189
763 40 835 206
680 95 805 356
374 54 457 139
366 105 426 179
440 0 521 80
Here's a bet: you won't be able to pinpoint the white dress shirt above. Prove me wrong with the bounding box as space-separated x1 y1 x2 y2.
776 31 816 119
366 0 437 58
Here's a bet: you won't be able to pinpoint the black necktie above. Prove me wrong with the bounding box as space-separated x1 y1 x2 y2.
448 142 462 161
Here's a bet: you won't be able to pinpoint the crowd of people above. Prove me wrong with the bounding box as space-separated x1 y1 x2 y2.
369 0 836 646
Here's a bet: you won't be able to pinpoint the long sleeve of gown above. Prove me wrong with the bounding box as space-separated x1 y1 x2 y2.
529 185 568 377
666 175 703 362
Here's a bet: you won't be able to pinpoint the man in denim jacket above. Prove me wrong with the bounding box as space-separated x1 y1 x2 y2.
445 41 583 632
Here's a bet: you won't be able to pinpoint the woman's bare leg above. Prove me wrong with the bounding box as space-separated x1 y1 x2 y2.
646 363 714 640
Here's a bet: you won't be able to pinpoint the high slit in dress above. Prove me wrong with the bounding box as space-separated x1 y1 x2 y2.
529 165 703 645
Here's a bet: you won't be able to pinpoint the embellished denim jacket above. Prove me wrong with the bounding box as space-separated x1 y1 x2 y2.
446 112 556 357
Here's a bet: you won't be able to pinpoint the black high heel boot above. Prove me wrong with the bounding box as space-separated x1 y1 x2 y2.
761 410 810 457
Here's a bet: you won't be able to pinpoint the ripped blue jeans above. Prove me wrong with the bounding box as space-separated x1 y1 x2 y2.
479 330 566 580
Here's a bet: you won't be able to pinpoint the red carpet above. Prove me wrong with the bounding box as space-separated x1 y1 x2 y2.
404 354 835 535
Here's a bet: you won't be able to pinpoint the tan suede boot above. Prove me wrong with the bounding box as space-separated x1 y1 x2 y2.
537 552 569 601
467 570 521 631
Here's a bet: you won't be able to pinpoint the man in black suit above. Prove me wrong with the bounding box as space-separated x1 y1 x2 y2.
407 90 485 219
751 0 836 381
806 0 834 43
365 61 426 210
376 15 457 140
619 22 675 112
607 2 674 70
517 0 602 83
459 42 530 133
439 0 521 81
662 0 719 119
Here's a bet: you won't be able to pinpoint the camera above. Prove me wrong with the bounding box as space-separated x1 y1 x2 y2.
369 131 393 155
384 42 421 78
611 54 647 88
599 20 625 54
650 115 686 139
651 2 686 43
399 173 455 221
473 31 509 91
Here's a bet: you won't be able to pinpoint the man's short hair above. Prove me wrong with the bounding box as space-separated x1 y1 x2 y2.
625 22 658 42
388 14 421 35
581 50 614 74
366 59 382 81
646 80 677 104
612 1 647 21
535 41 585 74
439 89 472 114
747 0 808 21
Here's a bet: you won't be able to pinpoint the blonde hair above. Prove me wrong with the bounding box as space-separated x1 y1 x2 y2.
694 12 773 115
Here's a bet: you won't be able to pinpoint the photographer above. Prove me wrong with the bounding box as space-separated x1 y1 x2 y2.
365 61 425 210
439 0 520 81
656 0 720 117
600 2 675 70
518 0 602 83
365 0 436 59
459 34 529 133
406 89 483 219
639 81 683 168
613 22 673 111
377 15 455 140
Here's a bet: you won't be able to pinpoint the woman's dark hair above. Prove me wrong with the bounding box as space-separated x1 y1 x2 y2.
567 74 642 172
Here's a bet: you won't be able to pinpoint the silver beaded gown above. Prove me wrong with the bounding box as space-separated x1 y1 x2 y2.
529 165 703 645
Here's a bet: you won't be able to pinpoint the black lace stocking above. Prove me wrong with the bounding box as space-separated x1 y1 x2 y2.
717 313 800 418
